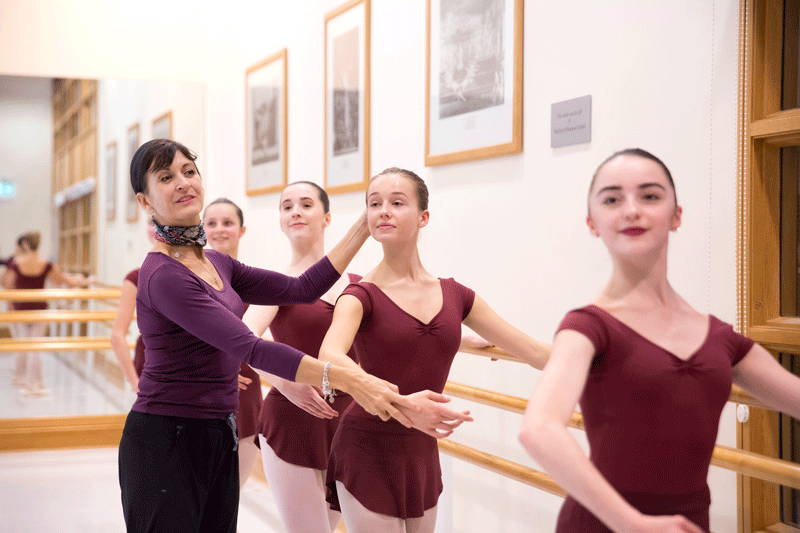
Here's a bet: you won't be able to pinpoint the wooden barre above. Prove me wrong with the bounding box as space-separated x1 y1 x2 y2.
0 288 120 301
459 346 763 408
437 439 566 498
0 310 121 323
0 337 134 352
444 380 800 490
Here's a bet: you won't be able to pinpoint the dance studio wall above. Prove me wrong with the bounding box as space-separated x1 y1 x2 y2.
0 76 54 264
0 1 742 531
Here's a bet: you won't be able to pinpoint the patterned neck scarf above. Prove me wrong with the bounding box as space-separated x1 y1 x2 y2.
152 219 207 247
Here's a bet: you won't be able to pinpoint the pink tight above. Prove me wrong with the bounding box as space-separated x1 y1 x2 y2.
335 481 438 533
258 435 341 533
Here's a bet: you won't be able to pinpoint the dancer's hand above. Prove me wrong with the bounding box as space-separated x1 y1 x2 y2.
273 380 338 419
629 514 705 533
346 372 419 428
396 390 473 439
237 374 252 390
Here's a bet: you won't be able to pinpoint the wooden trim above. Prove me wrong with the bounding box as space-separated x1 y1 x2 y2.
0 414 126 451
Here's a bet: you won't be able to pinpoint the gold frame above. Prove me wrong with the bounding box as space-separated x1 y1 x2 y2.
324 0 371 195
125 123 140 223
425 0 523 167
245 49 288 197
152 110 173 141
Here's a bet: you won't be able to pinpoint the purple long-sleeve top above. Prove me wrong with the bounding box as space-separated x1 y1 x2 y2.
132 250 340 419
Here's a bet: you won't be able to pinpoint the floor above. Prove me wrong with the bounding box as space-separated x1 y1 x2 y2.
0 447 287 533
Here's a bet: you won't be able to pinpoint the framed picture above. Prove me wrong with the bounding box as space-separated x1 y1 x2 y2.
126 124 140 223
152 110 172 140
425 0 523 166
105 141 117 222
245 49 288 196
324 0 370 194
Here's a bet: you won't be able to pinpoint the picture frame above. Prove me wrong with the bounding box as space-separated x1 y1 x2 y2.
425 0 523 166
245 49 288 196
324 0 370 195
105 141 117 222
126 124 140 223
152 110 172 140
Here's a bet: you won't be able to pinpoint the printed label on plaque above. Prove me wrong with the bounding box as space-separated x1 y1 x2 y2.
551 95 591 148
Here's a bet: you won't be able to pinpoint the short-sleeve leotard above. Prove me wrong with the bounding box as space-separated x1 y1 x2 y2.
257 273 361 467
123 269 146 377
555 305 755 532
326 278 475 519
9 260 52 310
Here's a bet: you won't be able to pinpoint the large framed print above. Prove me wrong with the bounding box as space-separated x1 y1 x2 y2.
325 0 370 195
105 141 117 222
246 49 288 196
425 0 523 166
152 110 172 140
126 124 140 223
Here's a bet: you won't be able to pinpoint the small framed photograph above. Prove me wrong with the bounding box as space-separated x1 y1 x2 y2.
152 110 172 140
105 141 117 222
126 124 140 223
245 49 288 196
324 0 370 194
425 0 523 166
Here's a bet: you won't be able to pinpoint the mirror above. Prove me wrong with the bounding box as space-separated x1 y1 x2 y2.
0 74 206 420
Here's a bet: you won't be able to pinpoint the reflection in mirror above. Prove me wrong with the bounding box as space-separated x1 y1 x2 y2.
0 75 206 420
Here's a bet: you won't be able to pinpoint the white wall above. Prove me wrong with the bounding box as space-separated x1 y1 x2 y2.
97 78 205 287
0 1 743 531
0 75 53 262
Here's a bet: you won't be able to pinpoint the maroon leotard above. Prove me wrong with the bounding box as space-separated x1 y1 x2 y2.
257 273 361 468
9 260 52 310
326 278 475 519
235 303 262 439
124 269 146 377
555 305 755 533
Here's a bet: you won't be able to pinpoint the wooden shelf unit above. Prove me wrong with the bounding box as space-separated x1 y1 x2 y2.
52 79 98 276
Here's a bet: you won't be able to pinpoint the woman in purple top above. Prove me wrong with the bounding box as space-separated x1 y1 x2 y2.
319 168 551 533
519 149 800 533
117 139 422 533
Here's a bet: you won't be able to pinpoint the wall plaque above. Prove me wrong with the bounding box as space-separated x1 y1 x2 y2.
551 95 591 148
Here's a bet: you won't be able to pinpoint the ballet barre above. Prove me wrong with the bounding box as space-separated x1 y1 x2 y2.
0 287 121 303
441 379 800 490
0 309 120 323
0 337 134 352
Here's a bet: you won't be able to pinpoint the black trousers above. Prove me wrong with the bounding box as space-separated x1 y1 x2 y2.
119 411 239 533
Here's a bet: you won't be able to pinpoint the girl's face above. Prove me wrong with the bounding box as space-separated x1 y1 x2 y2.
279 183 330 244
137 151 203 226
204 203 245 257
366 174 428 244
587 155 681 259
145 219 157 245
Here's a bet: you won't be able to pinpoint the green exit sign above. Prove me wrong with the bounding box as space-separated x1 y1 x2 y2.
0 181 15 198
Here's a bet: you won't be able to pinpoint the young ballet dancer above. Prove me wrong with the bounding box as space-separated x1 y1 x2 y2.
243 181 489 533
2 231 91 396
110 219 157 392
319 167 551 533
202 197 264 490
519 149 800 533
117 139 425 533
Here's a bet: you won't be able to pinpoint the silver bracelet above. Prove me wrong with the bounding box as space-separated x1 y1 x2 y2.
322 361 336 403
